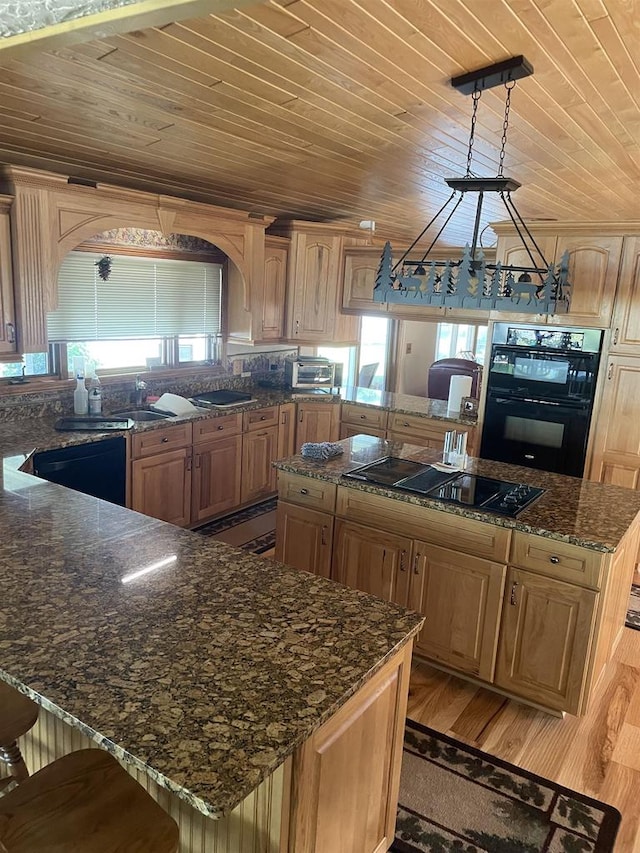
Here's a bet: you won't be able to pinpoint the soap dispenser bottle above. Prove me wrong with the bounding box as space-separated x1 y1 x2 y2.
73 371 88 415
88 371 102 415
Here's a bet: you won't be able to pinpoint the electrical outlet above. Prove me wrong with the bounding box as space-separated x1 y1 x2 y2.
406 342 412 354
232 361 243 375
241 371 251 378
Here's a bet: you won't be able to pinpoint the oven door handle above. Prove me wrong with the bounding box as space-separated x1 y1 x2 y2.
490 395 587 410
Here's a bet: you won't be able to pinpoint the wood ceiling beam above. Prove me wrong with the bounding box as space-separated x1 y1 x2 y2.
0 0 265 64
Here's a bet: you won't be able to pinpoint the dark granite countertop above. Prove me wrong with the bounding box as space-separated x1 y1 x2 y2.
273 435 640 553
0 416 424 818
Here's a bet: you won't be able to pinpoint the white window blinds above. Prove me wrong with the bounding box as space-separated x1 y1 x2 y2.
48 252 222 341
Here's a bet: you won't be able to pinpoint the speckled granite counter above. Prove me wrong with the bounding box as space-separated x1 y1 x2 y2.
273 434 640 553
0 446 423 818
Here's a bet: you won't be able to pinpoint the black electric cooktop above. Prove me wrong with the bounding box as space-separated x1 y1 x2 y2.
342 457 544 518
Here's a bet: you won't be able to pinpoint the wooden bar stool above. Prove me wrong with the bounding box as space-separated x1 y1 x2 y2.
0 749 179 852
0 683 39 789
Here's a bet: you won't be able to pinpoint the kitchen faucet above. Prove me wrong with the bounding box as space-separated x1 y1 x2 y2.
133 376 148 407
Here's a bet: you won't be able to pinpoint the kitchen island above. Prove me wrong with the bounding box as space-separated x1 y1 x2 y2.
274 435 640 717
0 435 423 852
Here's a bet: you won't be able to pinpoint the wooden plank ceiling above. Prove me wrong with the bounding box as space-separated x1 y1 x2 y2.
0 0 638 245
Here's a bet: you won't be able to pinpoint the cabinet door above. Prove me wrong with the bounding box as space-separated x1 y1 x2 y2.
241 426 278 504
131 448 191 527
277 403 296 460
490 234 557 323
548 235 624 328
589 356 640 491
408 543 506 682
0 200 16 356
332 520 412 607
341 248 387 313
609 236 640 355
495 567 598 714
296 403 340 451
287 233 341 341
261 243 287 340
191 434 242 524
275 502 333 577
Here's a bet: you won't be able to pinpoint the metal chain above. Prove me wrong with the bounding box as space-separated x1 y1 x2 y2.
498 80 516 177
465 88 481 177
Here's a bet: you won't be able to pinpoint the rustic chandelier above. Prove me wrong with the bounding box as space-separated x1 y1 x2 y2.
374 56 570 315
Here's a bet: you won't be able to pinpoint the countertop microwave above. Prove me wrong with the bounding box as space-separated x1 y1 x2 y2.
284 356 340 390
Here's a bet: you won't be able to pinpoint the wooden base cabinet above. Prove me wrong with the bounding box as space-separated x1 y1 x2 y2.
131 448 192 527
333 520 411 606
495 567 598 715
296 402 340 451
192 435 242 523
241 426 278 504
275 503 333 578
408 544 506 683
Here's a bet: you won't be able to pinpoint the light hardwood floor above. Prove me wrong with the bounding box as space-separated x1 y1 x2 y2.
408 627 640 852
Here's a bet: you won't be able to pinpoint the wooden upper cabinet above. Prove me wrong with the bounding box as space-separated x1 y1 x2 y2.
0 196 16 357
547 235 624 328
260 237 288 341
341 247 387 314
609 236 640 354
493 227 624 327
271 221 359 344
589 356 640 491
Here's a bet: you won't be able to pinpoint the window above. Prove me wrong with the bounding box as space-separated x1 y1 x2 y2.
436 323 487 363
49 252 222 372
0 352 50 378
358 316 391 390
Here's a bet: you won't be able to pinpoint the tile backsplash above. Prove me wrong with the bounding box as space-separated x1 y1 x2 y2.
0 348 298 420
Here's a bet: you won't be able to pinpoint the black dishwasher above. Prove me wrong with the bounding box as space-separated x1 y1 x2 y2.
32 437 126 506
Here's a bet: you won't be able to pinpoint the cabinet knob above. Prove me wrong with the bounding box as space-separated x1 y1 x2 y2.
360 414 366 419
161 437 169 443
549 555 560 564
403 421 410 427
217 425 224 430
260 415 267 421
299 488 309 495
510 581 519 606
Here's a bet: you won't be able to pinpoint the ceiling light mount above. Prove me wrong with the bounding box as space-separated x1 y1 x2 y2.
374 56 571 316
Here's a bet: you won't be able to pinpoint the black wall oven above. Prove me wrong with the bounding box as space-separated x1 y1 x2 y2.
480 325 603 477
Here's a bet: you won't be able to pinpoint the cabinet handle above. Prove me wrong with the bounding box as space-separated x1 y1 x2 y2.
549 555 560 564
413 554 420 575
321 525 327 546
6 322 15 344
299 488 309 495
510 581 519 606
161 437 169 443
299 411 304 423
194 454 201 469
186 456 192 471
608 363 613 380
400 550 407 572
295 319 300 334
256 431 268 436
282 412 288 425
613 327 619 345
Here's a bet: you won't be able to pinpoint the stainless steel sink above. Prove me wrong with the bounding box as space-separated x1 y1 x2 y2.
111 410 171 422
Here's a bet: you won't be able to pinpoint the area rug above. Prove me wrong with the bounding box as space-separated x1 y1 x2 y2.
392 720 620 853
625 583 640 631
195 498 277 554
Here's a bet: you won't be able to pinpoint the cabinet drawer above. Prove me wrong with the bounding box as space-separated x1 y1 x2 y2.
336 486 510 562
278 472 337 512
341 403 388 430
193 413 243 443
131 423 193 459
510 532 605 588
388 412 469 443
244 406 279 432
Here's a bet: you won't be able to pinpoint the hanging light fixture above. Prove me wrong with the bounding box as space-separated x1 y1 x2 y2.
374 56 570 315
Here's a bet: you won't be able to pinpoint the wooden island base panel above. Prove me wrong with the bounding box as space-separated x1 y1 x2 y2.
274 435 640 719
